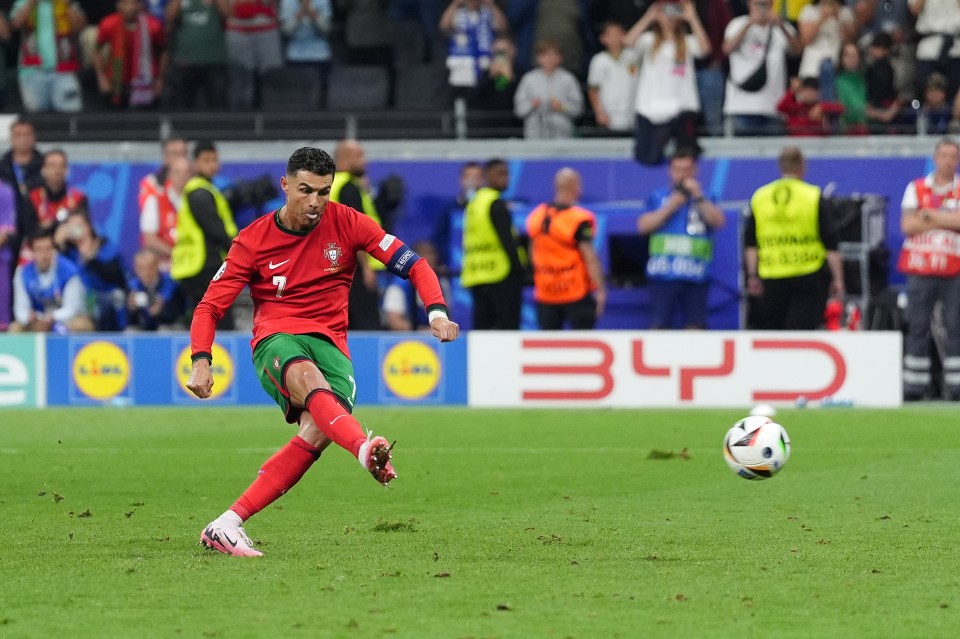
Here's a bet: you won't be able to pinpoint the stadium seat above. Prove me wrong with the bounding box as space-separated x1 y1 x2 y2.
326 65 390 111
395 65 448 111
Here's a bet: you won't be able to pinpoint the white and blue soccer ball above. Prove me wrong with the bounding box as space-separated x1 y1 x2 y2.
723 415 791 480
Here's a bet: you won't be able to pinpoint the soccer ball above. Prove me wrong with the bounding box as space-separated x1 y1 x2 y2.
722 415 791 480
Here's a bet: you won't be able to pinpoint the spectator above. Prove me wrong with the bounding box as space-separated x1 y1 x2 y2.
165 0 229 109
278 0 332 108
54 210 128 330
460 158 524 330
898 138 960 400
745 147 844 330
625 0 711 165
170 140 238 329
0 181 15 329
335 0 391 65
918 72 953 134
10 0 86 113
797 0 856 94
514 39 584 139
92 0 167 108
525 167 606 330
138 137 188 259
432 160 482 271
693 0 733 137
0 14 12 110
440 0 507 98
0 119 43 265
26 149 88 233
853 0 911 46
226 0 283 110
723 0 801 136
587 21 639 134
382 240 452 331
910 0 960 100
503 0 537 73
864 31 905 133
835 41 869 134
9 229 92 333
777 76 844 136
470 35 522 133
126 247 184 330
140 155 190 268
331 139 383 331
21 148 88 263
637 147 725 329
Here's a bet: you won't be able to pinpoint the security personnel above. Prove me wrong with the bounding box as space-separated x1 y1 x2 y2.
171 140 238 328
898 138 960 400
461 158 525 330
332 139 383 330
526 167 605 330
744 147 844 330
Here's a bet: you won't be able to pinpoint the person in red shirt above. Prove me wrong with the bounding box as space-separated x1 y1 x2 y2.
92 0 167 108
187 146 459 557
777 76 844 136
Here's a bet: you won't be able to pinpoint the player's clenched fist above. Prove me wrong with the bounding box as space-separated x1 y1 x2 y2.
431 317 459 343
187 359 215 399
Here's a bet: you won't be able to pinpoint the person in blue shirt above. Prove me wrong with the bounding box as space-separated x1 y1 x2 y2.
10 229 92 333
278 0 332 107
637 147 726 329
54 210 129 331
126 247 184 330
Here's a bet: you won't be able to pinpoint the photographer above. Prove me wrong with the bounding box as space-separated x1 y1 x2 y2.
636 147 725 329
127 248 184 331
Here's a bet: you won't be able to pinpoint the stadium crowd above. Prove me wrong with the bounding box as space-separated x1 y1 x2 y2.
0 0 957 145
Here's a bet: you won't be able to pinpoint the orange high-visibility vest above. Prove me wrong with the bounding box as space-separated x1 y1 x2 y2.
898 177 960 277
525 203 596 304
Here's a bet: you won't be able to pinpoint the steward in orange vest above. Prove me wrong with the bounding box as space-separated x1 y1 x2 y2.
525 168 606 330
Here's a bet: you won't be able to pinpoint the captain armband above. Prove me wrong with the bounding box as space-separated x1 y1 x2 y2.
385 244 421 279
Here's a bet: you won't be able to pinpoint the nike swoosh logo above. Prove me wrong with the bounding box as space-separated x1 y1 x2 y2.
268 259 290 270
221 532 239 547
329 415 348 426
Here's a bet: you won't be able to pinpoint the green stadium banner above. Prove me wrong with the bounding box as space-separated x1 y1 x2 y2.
0 334 42 408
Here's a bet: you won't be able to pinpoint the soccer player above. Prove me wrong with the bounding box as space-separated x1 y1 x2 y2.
187 147 459 557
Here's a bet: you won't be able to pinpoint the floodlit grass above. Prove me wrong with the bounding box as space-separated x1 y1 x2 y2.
1 406 958 638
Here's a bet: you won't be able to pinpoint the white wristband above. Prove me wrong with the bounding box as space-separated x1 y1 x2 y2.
428 309 448 324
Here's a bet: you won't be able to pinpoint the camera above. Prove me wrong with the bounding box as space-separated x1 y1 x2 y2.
663 2 683 17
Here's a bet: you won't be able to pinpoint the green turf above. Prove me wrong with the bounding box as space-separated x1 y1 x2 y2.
1 406 958 638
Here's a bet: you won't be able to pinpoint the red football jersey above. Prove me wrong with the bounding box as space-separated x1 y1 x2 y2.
191 201 411 359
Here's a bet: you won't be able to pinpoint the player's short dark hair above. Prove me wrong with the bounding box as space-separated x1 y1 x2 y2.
484 158 507 172
193 139 217 159
286 147 336 177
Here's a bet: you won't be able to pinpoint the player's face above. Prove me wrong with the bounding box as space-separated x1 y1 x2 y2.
281 170 333 232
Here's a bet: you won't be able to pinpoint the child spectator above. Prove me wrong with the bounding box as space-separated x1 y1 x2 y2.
92 0 166 108
587 21 639 134
919 72 953 135
514 39 584 139
778 76 844 136
835 42 868 134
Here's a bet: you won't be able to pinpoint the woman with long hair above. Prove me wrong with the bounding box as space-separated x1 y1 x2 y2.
625 0 711 165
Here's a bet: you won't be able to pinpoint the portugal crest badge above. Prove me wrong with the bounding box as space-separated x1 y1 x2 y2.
325 242 342 266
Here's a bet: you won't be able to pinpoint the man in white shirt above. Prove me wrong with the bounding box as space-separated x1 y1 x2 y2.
723 0 801 136
586 21 638 134
9 231 91 333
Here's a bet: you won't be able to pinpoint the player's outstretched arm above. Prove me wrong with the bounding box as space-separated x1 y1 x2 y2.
187 358 215 399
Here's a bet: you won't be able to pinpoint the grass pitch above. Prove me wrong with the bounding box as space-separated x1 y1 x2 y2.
1 406 958 638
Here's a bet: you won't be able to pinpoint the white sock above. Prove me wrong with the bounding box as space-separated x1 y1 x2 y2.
216 510 243 527
357 440 369 468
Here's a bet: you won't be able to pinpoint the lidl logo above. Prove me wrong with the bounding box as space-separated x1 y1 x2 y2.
176 343 234 400
382 340 440 400
72 341 130 400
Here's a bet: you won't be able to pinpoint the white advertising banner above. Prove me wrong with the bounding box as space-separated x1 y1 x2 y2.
468 331 902 408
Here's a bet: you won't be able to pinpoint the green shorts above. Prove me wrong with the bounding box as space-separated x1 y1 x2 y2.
252 333 357 423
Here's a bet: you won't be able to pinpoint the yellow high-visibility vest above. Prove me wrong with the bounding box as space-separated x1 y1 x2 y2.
750 177 825 279
170 176 237 280
461 186 513 287
331 171 384 271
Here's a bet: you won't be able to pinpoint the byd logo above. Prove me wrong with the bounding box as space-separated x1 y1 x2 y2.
520 338 847 402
